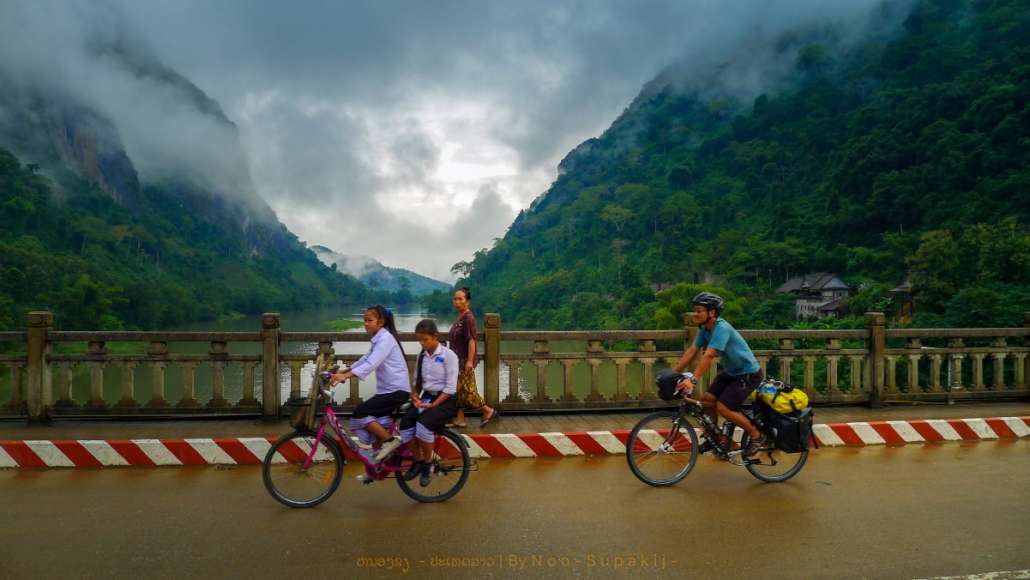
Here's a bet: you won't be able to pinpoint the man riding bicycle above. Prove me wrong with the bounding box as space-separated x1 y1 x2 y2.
672 292 767 456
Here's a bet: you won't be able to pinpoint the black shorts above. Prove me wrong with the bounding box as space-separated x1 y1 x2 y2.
352 391 409 418
708 371 764 411
399 396 457 434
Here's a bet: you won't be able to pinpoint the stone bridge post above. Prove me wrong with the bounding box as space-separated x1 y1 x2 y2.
484 313 501 407
866 312 886 408
261 313 281 419
25 311 53 423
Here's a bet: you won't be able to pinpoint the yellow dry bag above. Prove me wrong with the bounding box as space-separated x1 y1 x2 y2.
754 380 809 414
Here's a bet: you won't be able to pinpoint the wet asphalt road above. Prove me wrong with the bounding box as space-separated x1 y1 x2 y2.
2 440 1028 579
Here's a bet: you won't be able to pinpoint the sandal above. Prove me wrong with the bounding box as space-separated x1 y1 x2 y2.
479 409 499 427
446 422 468 429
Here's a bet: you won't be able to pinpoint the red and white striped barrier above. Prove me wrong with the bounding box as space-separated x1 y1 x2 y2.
1 416 1027 468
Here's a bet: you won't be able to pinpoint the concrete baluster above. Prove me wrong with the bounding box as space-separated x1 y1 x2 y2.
55 363 75 409
207 341 230 409
906 338 922 393
238 362 260 411
614 359 629 402
849 355 864 394
146 342 169 409
991 337 1007 391
885 356 898 393
825 338 841 397
971 353 986 391
504 360 523 404
86 340 107 410
560 359 578 402
639 357 657 400
803 356 816 391
929 354 943 392
116 362 138 409
948 338 965 393
5 362 24 412
778 338 794 384
178 362 200 408
532 340 551 403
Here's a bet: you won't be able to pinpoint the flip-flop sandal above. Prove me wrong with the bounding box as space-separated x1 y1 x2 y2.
446 422 468 428
479 410 499 427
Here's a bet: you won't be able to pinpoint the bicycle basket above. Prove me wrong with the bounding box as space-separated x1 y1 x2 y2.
656 370 687 401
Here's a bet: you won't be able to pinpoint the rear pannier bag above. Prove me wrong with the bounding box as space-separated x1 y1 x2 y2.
766 407 814 453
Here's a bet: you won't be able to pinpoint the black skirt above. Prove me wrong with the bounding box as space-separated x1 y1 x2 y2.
352 390 410 419
399 396 457 433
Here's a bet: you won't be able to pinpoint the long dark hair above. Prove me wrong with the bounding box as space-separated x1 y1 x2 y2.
414 318 439 392
366 305 405 359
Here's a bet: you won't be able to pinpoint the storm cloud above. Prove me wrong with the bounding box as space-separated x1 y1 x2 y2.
0 0 910 281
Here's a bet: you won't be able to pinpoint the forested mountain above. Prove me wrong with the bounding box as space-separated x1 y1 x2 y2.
311 246 450 298
445 0 1030 330
0 45 368 330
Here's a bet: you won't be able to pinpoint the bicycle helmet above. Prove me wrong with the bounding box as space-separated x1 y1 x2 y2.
656 370 688 401
691 291 724 313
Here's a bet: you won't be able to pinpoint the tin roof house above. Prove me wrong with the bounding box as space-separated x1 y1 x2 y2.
777 272 851 319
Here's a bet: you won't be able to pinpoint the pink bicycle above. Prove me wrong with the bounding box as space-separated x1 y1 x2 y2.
262 371 472 507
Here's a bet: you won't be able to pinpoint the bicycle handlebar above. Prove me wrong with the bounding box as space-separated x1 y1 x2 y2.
681 396 703 407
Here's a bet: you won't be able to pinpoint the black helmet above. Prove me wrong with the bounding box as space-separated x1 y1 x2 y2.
656 370 687 401
691 291 724 313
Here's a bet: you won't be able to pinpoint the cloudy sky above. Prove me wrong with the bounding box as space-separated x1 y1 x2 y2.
1 1 905 281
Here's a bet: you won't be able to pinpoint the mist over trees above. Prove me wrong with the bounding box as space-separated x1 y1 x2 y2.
438 0 1030 330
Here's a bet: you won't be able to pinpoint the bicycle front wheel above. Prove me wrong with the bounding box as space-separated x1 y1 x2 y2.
626 410 699 487
396 429 471 503
263 431 344 508
745 447 809 483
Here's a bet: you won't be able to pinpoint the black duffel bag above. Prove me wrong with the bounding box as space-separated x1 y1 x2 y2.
765 407 815 453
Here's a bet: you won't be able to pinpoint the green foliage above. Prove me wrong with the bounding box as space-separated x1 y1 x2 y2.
0 147 370 330
456 0 1030 330
325 318 364 331
652 283 744 329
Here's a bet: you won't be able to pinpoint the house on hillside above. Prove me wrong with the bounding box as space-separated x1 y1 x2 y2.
777 272 851 319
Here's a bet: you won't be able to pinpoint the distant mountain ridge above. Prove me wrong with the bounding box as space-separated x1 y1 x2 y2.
311 245 450 296
0 28 369 329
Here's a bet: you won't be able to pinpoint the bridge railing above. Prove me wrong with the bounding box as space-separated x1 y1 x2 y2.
1 311 1027 421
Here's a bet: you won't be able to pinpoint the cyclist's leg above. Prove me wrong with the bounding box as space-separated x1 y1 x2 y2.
704 374 732 425
714 372 764 439
352 391 408 444
398 405 424 461
416 398 457 460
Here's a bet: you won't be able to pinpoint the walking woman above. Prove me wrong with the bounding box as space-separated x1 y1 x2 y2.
329 305 408 462
449 287 498 428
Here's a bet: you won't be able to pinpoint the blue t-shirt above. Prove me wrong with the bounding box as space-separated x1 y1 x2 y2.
694 319 760 376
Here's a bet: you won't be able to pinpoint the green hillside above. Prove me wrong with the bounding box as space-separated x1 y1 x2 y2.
0 148 368 330
448 0 1030 330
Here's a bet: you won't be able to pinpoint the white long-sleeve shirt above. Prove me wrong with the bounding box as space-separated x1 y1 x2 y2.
418 343 458 396
349 328 410 395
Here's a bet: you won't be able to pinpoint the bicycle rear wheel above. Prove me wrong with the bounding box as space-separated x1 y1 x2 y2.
745 447 809 482
396 429 471 503
626 410 699 487
263 431 344 508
